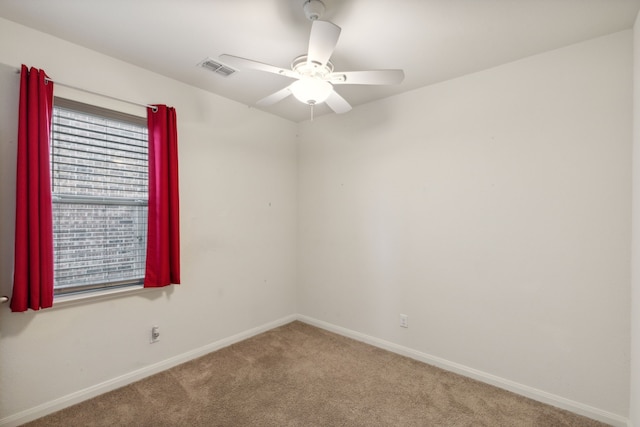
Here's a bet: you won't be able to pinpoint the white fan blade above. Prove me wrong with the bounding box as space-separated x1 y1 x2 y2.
325 90 352 114
256 86 293 107
307 20 341 67
219 54 299 79
327 70 405 85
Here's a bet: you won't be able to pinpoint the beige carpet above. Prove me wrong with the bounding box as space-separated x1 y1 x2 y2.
24 321 608 426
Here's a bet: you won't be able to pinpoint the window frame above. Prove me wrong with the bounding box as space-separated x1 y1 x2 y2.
51 97 149 297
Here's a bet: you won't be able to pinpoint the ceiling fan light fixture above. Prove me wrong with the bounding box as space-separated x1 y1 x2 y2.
218 1 402 117
290 78 332 105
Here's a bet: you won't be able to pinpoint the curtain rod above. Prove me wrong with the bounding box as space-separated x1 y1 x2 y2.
46 78 159 113
15 68 158 112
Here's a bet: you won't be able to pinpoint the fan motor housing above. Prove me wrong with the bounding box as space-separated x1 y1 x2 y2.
292 55 333 78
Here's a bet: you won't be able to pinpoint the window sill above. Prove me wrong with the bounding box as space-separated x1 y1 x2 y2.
52 284 147 309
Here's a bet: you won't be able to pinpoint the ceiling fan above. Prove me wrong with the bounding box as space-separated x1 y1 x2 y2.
219 0 404 117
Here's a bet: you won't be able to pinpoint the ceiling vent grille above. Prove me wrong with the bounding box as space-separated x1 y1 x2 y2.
198 58 236 77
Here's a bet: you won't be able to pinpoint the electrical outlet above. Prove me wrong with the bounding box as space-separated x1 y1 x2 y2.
400 314 408 328
150 325 160 343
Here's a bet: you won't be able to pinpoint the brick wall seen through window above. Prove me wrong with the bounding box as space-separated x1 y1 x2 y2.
51 98 148 295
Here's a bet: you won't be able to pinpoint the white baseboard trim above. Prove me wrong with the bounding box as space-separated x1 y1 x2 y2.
2 313 629 427
0 314 297 427
296 315 629 427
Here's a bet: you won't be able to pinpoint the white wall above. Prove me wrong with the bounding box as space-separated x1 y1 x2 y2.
298 30 632 419
631 11 640 427
0 18 298 423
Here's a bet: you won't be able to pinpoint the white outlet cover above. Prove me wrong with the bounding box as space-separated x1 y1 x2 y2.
400 314 408 328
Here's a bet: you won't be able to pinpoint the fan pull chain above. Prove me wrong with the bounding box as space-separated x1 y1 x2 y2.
310 103 314 121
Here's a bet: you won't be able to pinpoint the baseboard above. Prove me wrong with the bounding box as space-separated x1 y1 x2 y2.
0 314 297 427
2 313 629 427
296 315 630 427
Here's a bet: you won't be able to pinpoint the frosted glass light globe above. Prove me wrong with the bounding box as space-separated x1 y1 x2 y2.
290 78 332 105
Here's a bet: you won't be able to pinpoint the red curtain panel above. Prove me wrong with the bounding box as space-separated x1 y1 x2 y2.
11 65 55 312
144 105 181 287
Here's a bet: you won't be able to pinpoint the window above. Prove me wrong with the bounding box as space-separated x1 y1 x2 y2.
51 98 148 296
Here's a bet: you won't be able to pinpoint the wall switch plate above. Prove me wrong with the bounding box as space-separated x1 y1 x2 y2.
151 325 160 343
400 314 408 328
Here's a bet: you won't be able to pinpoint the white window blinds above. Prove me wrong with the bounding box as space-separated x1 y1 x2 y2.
51 98 149 295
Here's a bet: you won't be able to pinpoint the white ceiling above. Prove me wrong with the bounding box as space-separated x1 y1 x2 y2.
0 0 638 122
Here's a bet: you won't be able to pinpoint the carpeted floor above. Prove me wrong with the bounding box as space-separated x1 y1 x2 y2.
24 321 608 426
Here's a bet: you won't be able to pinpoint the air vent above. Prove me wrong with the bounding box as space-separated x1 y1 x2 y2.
198 58 236 77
